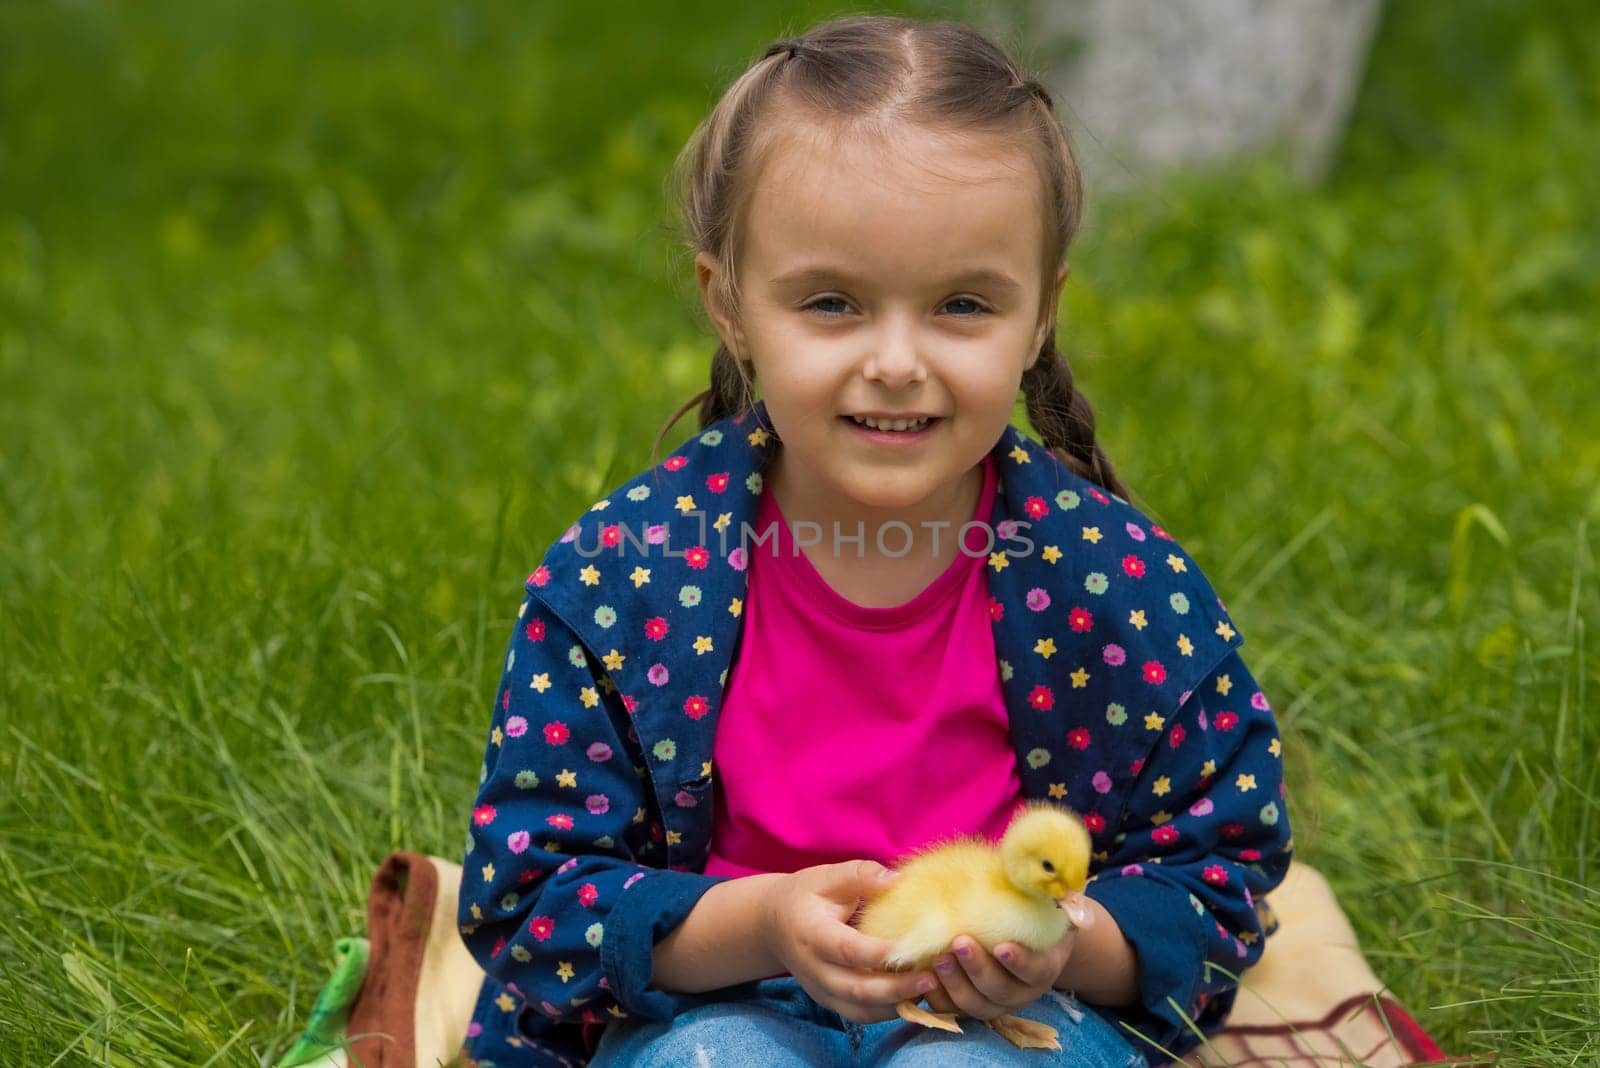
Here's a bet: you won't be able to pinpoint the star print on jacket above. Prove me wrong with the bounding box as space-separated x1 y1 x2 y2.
457 399 1292 1068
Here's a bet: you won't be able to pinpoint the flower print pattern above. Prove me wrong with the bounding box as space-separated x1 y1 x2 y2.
1092 647 1287 998
458 594 686 1059
458 402 1290 1068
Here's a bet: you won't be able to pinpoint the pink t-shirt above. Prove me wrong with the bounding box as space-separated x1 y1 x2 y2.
703 451 1028 880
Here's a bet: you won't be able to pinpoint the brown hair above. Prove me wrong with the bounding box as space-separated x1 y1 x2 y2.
652 14 1128 500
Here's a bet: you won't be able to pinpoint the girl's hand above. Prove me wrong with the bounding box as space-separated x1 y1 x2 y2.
762 860 940 1024
923 893 1092 1021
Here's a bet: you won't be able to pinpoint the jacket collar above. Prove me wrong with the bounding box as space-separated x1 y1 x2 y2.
531 397 1063 690
530 399 1241 867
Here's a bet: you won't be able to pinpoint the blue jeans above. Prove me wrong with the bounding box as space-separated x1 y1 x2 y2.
588 977 1145 1067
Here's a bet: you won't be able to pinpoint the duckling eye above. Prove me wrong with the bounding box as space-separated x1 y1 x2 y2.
1040 860 1055 874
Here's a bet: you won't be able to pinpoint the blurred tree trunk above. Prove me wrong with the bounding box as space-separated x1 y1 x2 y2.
999 0 1383 189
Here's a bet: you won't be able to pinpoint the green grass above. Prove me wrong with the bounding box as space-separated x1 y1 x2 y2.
2 1 1596 1064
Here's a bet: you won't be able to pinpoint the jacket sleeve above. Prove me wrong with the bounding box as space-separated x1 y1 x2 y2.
1084 646 1292 1058
457 585 757 1026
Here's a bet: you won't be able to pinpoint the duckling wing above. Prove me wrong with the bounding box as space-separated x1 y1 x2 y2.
953 887 1072 952
856 882 956 968
857 842 1073 964
903 844 1071 953
856 842 992 968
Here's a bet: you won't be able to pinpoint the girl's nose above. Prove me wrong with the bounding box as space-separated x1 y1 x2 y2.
862 318 927 388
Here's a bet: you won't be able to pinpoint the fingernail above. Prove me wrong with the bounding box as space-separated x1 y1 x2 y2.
936 957 953 973
916 978 934 993
955 942 972 959
997 948 1014 964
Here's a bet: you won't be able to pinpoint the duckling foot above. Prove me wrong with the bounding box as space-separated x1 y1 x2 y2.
896 999 963 1033
986 1013 1061 1051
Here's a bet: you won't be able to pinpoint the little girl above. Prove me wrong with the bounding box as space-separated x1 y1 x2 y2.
456 14 1291 1068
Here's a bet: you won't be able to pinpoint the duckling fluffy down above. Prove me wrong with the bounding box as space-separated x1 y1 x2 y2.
855 837 1075 971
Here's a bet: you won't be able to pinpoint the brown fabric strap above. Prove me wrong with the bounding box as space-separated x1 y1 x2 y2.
345 852 439 1067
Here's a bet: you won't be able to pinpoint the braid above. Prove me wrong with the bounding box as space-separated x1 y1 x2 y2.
1022 338 1130 501
700 343 755 429
650 343 757 467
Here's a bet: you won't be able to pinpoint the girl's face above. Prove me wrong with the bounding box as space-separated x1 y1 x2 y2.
697 119 1067 533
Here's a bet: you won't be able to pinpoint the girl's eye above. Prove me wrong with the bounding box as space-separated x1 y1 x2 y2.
943 297 989 317
802 295 990 317
805 296 852 317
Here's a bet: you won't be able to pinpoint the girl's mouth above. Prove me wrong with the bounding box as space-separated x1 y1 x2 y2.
842 414 941 443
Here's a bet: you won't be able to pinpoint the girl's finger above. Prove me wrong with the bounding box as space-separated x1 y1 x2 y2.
923 982 959 1017
824 925 900 970
993 933 1072 987
949 936 1028 1009
820 960 936 1013
818 985 904 1026
932 948 1003 1021
990 941 1044 986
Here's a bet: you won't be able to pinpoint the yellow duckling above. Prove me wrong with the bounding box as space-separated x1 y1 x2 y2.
854 801 1092 1050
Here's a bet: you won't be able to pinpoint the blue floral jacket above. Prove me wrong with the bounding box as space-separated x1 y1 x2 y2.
458 401 1292 1067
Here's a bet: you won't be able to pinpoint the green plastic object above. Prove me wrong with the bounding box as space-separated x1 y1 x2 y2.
276 936 371 1068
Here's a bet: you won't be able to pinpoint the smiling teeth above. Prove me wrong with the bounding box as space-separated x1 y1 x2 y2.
852 416 930 432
